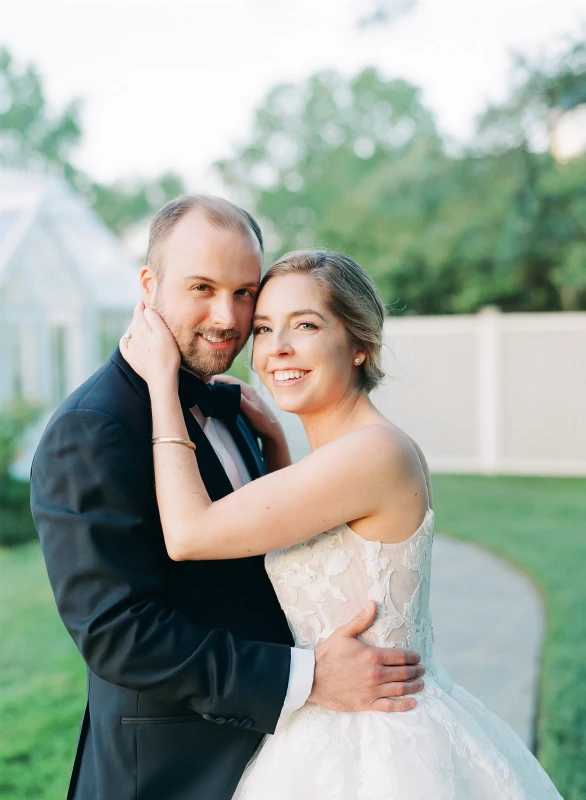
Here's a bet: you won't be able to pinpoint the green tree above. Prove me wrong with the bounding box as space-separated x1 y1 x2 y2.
0 47 185 236
216 68 441 262
216 40 586 314
0 47 82 177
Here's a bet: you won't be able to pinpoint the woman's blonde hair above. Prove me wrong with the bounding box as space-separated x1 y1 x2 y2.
261 249 385 393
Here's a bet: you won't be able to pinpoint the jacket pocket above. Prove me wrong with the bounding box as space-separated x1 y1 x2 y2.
121 715 205 725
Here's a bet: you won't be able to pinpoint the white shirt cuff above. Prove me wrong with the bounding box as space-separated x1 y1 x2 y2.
275 647 315 732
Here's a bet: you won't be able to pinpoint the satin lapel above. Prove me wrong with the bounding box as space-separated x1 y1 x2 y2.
111 346 236 499
227 416 266 480
182 408 235 501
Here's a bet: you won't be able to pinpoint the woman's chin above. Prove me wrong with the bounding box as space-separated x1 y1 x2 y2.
258 378 312 415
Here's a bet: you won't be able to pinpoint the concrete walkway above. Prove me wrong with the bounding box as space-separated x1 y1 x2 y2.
430 534 544 749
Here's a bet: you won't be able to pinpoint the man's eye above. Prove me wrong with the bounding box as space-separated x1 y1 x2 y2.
235 288 254 297
194 284 211 292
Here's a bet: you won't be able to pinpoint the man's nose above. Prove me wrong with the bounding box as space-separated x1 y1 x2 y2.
211 297 237 329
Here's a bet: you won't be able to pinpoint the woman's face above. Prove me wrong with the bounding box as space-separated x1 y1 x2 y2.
252 272 363 414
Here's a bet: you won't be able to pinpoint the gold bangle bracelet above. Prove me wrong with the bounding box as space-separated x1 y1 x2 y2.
152 437 197 451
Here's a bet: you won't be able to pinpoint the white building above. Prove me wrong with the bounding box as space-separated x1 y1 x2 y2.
0 170 140 411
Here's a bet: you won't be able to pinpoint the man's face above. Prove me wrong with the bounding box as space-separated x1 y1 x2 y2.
140 210 262 378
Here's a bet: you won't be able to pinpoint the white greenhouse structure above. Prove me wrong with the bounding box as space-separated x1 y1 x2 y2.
0 170 139 412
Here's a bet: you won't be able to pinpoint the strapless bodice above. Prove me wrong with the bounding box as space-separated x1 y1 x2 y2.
265 509 436 672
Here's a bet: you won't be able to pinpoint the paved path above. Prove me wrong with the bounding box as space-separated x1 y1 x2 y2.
430 534 544 749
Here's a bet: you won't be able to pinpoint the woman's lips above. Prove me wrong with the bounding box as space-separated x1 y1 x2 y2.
270 370 310 388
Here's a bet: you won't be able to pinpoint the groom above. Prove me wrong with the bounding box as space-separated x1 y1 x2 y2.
31 195 424 800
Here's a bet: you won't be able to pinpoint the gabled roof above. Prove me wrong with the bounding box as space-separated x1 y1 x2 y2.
0 169 140 309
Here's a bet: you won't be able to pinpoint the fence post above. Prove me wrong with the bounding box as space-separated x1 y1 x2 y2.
477 307 502 475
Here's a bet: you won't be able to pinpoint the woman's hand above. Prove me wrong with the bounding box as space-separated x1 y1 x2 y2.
120 301 181 386
214 375 292 471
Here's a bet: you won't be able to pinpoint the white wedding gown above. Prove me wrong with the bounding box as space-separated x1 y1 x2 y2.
233 506 562 799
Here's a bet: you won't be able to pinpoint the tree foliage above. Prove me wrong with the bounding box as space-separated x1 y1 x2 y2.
217 39 586 314
0 47 184 235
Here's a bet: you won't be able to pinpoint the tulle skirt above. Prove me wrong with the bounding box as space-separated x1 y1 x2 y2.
233 669 562 799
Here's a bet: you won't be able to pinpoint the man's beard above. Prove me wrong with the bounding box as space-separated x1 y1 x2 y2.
152 296 241 378
179 325 241 378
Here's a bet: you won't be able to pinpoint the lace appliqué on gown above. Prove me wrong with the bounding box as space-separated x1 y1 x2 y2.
233 510 562 799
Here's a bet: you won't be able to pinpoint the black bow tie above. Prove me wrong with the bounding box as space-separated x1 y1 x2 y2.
178 369 241 426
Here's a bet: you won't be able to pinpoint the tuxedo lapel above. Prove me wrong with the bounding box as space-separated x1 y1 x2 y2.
228 416 266 480
181 404 236 501
111 347 235 500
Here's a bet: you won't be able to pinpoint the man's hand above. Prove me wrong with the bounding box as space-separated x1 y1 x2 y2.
308 601 425 713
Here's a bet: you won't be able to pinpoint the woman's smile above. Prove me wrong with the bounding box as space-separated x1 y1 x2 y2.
270 369 311 388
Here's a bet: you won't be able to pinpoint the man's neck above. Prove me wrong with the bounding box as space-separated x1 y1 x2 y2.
179 364 213 384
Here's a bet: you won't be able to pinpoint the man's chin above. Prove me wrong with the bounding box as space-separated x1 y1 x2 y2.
181 343 240 378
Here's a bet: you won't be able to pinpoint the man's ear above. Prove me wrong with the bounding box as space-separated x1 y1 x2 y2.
140 265 157 307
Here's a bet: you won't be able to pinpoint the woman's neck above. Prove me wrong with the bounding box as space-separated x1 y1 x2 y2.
299 390 380 451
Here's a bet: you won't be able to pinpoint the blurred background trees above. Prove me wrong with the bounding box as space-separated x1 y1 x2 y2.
216 36 586 314
2 36 585 313
0 46 185 239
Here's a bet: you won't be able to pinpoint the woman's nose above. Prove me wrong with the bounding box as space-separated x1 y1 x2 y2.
269 333 294 357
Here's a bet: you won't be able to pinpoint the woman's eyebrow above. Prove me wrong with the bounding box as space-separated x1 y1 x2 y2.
253 309 327 322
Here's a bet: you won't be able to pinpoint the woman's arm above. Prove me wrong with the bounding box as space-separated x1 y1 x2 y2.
122 305 392 561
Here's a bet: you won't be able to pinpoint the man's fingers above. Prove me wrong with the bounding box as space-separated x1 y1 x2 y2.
373 677 425 698
371 696 418 713
378 647 421 667
376 664 425 683
338 601 377 638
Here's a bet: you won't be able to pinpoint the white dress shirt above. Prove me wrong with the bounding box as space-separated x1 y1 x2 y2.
190 398 315 729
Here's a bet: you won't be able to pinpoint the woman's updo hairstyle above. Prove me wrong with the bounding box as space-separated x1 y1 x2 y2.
260 249 385 393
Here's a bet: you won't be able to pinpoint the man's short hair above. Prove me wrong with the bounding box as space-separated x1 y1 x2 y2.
146 194 264 277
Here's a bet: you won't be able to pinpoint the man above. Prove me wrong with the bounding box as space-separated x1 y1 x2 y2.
31 195 424 800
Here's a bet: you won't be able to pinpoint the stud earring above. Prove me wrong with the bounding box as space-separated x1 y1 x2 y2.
354 357 362 365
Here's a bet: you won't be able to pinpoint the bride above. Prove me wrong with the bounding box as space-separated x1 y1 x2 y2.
122 248 561 799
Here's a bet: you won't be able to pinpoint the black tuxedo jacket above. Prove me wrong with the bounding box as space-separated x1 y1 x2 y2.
30 348 294 800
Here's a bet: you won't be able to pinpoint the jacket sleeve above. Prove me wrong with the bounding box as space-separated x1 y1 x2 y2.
30 407 291 734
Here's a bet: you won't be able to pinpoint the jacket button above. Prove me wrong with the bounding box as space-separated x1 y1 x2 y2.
226 718 238 726
241 719 254 729
202 713 216 722
215 717 226 724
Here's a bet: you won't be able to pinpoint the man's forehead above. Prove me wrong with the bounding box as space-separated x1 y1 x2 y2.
170 207 258 249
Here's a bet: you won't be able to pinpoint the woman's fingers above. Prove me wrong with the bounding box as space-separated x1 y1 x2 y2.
144 307 176 344
132 300 150 333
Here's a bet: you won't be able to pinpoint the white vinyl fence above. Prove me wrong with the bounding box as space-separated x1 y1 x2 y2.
274 309 586 477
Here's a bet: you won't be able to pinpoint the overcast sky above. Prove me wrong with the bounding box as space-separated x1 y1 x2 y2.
1 0 584 190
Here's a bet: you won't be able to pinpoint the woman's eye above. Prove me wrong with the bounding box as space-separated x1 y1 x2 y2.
193 284 211 292
298 322 317 330
253 326 271 335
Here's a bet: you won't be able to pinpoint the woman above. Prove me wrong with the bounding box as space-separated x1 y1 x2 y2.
122 249 561 799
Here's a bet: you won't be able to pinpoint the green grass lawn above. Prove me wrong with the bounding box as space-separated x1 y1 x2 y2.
0 475 584 799
0 542 86 800
432 475 586 800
